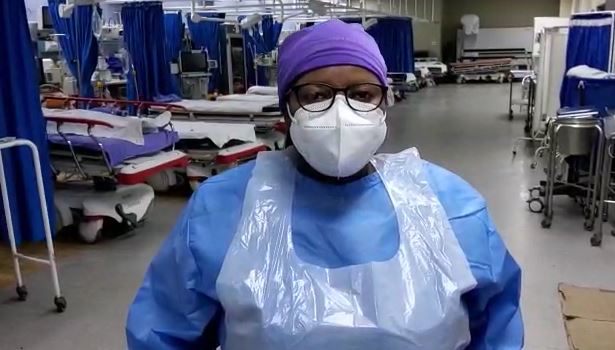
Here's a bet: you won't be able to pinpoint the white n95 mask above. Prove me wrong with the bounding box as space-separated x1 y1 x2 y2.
289 95 387 178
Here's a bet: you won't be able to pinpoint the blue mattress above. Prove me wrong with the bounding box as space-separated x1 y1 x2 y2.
48 130 178 166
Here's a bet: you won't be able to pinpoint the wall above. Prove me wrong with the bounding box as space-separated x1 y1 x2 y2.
414 21 442 57
24 0 47 21
559 0 607 15
363 0 443 57
441 0 560 62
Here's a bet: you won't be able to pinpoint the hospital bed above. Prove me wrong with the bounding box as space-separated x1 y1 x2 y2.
42 96 282 191
41 97 188 243
149 95 286 189
152 95 283 128
171 119 270 190
246 85 278 95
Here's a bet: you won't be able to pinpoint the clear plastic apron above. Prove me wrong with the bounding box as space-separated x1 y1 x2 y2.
216 149 477 350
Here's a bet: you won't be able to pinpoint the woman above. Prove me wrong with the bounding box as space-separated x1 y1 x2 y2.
126 19 523 349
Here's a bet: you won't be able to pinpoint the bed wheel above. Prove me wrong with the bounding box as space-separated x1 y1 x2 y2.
146 170 176 192
79 219 104 244
16 285 28 301
54 296 67 313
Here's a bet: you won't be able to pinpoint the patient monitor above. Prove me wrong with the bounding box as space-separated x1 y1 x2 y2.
180 51 211 99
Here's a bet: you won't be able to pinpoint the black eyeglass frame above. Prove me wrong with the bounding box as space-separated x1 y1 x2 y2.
286 83 388 113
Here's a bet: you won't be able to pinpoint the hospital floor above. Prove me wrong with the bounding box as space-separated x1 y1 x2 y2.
2 84 615 350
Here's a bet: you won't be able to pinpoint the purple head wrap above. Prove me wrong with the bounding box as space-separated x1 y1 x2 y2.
277 19 388 107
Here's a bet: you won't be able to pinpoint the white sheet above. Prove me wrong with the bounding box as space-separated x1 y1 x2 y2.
216 94 278 104
169 99 276 114
247 86 278 96
172 120 256 147
43 109 172 145
44 108 145 145
567 65 615 79
141 112 172 131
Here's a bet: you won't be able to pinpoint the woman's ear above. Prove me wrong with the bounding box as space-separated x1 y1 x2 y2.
386 86 395 107
283 114 293 148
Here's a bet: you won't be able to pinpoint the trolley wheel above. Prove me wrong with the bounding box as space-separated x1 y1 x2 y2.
527 198 544 214
16 285 28 301
54 296 67 313
541 217 552 228
591 234 602 247
78 219 104 244
146 171 171 192
524 124 531 133
584 220 594 231
509 110 514 120
530 162 537 170
529 187 542 197
584 207 592 220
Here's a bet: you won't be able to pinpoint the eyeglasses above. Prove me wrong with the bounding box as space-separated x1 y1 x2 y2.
288 83 387 113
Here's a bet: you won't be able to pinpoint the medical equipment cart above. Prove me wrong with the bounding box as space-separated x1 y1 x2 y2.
507 70 534 125
0 137 66 312
538 111 604 231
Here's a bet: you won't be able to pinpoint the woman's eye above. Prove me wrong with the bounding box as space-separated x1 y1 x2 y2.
350 91 373 101
302 92 329 103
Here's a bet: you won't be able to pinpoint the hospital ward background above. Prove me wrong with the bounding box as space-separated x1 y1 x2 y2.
2 0 615 349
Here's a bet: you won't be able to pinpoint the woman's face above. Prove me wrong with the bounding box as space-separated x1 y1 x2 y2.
286 65 383 115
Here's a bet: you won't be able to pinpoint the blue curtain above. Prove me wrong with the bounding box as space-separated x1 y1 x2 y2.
243 15 282 86
342 17 414 73
560 13 614 106
122 2 179 102
164 11 184 95
0 0 55 244
367 18 413 73
48 0 99 97
187 13 225 92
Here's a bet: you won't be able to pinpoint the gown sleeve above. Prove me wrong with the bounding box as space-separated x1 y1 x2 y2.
451 209 524 350
125 195 222 350
126 163 254 349
425 162 523 349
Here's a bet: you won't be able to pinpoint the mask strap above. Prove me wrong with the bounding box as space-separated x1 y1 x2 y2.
286 104 298 123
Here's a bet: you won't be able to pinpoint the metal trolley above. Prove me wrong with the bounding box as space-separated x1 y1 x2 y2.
531 111 605 231
0 137 66 312
594 117 615 246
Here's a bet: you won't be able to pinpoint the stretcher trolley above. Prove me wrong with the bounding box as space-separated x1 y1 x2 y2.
152 96 286 190
42 100 188 243
0 137 66 312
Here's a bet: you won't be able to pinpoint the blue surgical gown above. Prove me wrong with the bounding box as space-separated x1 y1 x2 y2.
126 160 523 349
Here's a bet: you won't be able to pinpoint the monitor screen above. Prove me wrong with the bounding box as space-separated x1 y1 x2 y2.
41 6 53 29
180 52 208 73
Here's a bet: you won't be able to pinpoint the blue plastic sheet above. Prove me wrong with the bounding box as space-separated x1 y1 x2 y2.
48 0 99 97
0 1 55 244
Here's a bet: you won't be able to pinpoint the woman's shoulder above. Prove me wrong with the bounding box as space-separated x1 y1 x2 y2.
422 161 487 220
